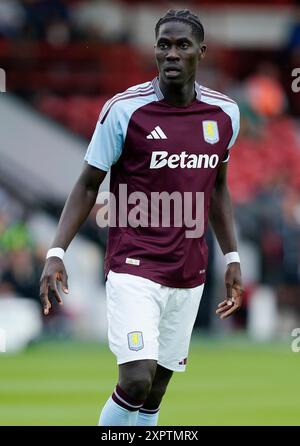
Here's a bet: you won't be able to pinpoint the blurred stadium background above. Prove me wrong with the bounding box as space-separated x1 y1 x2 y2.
1 0 300 426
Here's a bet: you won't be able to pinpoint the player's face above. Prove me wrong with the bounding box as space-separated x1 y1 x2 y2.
155 21 206 86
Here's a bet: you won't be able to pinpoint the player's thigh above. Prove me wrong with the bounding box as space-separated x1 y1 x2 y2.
106 270 165 364
158 283 205 372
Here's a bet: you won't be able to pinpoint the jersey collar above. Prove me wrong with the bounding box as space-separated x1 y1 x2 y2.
152 77 201 101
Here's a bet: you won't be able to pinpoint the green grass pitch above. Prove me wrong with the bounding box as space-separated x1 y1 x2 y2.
0 337 299 426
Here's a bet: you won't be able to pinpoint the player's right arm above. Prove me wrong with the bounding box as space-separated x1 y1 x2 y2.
40 97 124 315
39 163 106 316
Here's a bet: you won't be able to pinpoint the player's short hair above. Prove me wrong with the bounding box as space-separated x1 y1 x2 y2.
155 9 205 44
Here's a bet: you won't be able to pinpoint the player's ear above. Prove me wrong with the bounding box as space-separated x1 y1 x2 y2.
198 44 207 61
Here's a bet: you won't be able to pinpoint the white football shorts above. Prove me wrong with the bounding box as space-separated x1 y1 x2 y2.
106 270 204 372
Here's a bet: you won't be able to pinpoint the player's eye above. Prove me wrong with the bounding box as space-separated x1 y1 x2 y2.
180 42 190 49
158 42 168 50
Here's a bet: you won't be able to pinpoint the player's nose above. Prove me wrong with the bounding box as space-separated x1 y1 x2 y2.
166 46 180 60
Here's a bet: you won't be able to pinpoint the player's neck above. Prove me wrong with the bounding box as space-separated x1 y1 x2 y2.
158 77 196 107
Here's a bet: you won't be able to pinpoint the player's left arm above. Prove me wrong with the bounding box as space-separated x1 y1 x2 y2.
209 161 243 319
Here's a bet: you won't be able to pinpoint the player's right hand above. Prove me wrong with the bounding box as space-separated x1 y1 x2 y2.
39 258 69 316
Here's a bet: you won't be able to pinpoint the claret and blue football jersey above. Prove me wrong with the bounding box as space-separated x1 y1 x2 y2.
85 77 239 288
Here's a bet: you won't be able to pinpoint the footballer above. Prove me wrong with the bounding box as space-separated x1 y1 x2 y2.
40 9 243 426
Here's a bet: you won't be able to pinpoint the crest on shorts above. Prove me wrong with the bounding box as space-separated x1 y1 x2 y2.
128 331 144 351
202 120 219 144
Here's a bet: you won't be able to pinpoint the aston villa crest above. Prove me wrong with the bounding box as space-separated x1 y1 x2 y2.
202 120 219 144
128 331 144 351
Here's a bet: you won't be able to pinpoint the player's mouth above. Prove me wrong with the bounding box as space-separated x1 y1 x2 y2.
164 66 182 78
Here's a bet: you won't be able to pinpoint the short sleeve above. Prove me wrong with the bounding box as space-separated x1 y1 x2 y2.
222 103 240 163
227 103 240 149
84 103 123 172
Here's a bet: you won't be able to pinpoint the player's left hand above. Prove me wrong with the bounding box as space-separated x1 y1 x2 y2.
216 262 243 320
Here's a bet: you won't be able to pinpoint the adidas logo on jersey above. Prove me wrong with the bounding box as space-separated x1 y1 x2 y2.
150 151 219 169
146 126 167 139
